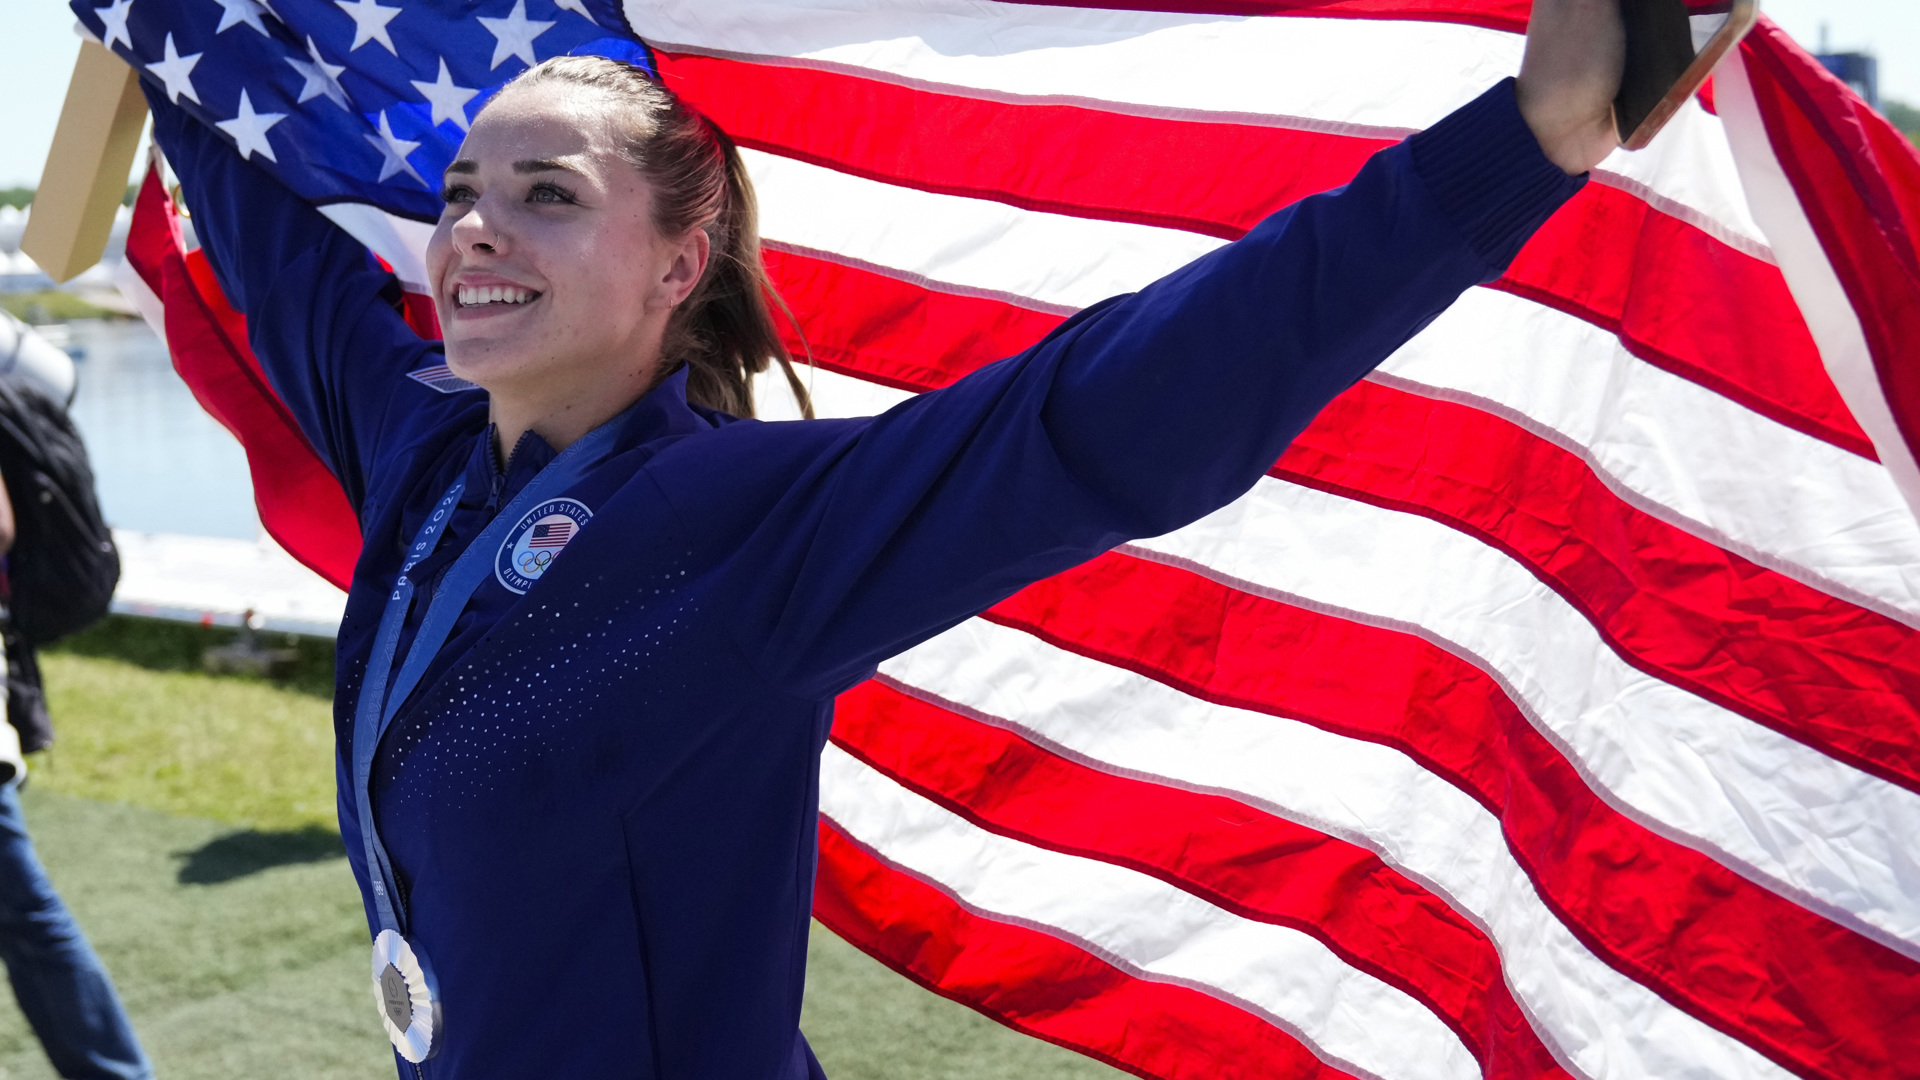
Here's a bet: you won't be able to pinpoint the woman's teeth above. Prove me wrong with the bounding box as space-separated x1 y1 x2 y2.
457 285 537 307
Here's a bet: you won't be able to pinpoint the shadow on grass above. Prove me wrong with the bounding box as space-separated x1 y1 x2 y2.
53 615 337 699
175 824 346 885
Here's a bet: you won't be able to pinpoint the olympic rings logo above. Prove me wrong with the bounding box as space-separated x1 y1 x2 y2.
496 500 593 596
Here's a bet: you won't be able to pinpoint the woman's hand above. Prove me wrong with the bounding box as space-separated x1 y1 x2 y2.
1516 0 1627 175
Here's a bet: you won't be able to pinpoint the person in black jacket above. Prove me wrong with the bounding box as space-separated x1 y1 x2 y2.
0 456 150 1080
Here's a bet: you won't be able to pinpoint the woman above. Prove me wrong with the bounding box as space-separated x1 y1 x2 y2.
145 0 1622 1074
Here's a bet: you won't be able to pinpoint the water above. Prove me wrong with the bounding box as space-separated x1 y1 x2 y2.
63 319 262 541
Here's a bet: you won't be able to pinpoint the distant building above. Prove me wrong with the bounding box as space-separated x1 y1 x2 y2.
0 206 55 294
0 203 133 297
1818 52 1880 109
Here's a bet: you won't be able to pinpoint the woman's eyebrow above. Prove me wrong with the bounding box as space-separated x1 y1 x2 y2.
513 158 585 175
442 158 585 176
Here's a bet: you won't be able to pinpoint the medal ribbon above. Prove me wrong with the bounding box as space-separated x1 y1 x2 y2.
351 422 619 936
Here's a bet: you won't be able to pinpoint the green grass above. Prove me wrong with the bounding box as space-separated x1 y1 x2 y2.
0 293 125 324
35 619 339 831
0 617 1123 1079
0 186 139 211
0 791 387 1080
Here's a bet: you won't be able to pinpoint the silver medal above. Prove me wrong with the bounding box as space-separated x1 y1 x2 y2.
371 929 441 1062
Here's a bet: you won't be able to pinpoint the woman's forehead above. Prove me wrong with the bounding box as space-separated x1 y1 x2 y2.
456 86 628 174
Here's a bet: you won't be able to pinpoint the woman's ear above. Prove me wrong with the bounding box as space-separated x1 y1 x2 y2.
656 227 712 310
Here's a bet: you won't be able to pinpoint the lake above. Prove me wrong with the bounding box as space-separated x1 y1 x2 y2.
63 319 261 541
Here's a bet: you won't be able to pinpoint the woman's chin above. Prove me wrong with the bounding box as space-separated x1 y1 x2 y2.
443 346 529 394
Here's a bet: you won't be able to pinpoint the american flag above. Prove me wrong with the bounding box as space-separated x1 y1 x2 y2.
96 0 1920 1077
526 520 575 548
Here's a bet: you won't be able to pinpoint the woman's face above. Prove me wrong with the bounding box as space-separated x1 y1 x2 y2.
427 81 707 401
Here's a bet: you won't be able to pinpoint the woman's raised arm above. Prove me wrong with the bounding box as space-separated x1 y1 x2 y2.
684 78 1586 700
144 89 454 513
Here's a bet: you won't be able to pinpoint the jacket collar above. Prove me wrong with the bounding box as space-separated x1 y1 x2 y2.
464 365 713 509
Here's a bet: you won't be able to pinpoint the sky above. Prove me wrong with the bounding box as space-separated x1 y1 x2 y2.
2 1 1919 187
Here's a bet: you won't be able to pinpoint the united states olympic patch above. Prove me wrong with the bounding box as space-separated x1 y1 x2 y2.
496 498 592 595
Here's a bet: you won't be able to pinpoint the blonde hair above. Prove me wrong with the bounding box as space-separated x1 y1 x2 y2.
499 55 812 419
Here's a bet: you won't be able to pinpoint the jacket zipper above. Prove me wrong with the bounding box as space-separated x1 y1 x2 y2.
485 465 506 517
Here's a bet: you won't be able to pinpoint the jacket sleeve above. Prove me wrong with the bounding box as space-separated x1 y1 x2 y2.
143 87 448 514
703 78 1585 700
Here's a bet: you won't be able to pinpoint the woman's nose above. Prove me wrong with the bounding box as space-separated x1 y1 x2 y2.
452 201 503 255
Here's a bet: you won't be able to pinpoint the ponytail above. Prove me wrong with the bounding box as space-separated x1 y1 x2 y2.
503 56 813 419
670 137 814 419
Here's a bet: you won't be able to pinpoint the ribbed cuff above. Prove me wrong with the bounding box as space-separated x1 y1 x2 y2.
1407 77 1587 273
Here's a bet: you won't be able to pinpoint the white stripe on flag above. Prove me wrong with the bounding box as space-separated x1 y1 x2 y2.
631 2 1508 132
745 147 1223 313
318 203 436 292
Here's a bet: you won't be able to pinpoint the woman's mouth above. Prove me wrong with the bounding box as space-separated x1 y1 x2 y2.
455 284 542 308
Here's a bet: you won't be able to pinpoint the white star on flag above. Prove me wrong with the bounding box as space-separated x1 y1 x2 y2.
93 0 134 51
215 89 287 161
213 0 270 36
286 35 350 110
552 0 596 23
333 0 401 55
146 32 204 105
477 0 554 70
364 110 425 186
411 59 480 133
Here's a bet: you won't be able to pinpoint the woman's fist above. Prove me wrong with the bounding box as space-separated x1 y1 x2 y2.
1516 0 1628 175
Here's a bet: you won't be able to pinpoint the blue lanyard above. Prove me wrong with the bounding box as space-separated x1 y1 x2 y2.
351 422 619 935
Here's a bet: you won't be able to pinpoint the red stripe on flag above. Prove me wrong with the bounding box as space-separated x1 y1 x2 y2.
1741 24 1920 480
831 680 1572 1080
123 168 361 589
664 49 1873 457
657 50 1394 244
767 244 1920 786
984 552 1920 1080
1279 378 1920 795
120 170 172 295
814 818 1362 1080
763 246 1065 392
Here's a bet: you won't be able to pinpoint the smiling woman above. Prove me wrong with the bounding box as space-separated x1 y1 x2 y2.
138 4 1615 1076
432 57 811 451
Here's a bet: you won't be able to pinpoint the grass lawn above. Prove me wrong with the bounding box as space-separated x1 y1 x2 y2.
0 293 124 324
0 617 1122 1079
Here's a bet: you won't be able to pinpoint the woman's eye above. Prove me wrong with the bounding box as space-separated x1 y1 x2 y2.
529 183 577 205
440 184 475 205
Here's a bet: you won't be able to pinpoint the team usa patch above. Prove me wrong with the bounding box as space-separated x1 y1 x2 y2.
495 498 592 595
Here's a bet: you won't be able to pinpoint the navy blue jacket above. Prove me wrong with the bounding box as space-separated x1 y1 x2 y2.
147 79 1580 1079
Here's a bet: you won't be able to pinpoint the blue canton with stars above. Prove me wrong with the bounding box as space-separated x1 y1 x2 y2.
74 0 650 221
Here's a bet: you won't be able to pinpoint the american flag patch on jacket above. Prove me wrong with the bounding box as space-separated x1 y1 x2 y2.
406 364 480 394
